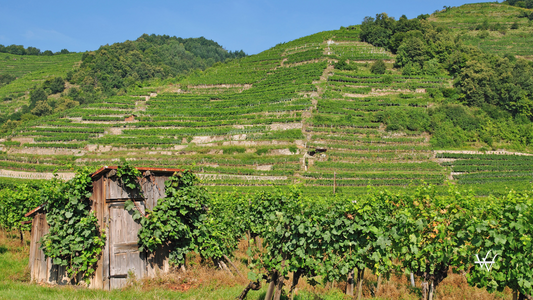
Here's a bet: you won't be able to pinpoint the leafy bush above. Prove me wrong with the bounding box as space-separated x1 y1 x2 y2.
256 148 269 156
42 77 65 94
382 74 393 84
334 59 358 71
370 59 387 74
430 122 466 148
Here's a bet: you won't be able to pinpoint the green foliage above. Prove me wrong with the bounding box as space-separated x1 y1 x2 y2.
255 148 269 156
29 87 47 107
395 37 427 69
40 168 105 283
0 44 68 56
334 59 358 71
466 190 533 297
370 59 387 74
0 184 41 232
125 170 209 265
376 108 430 132
116 159 142 190
390 185 477 294
360 13 395 48
0 74 16 88
196 191 248 261
72 35 246 94
42 77 65 94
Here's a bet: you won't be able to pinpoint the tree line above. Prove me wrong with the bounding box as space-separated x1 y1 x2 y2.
0 44 70 56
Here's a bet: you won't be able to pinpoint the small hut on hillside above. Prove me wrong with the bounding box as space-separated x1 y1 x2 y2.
26 166 183 290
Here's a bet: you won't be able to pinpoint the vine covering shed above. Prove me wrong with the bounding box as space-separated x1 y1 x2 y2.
26 166 183 289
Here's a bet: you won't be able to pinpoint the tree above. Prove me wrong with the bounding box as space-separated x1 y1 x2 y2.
0 74 16 87
43 77 65 94
402 62 422 76
54 98 79 113
0 120 20 134
26 47 41 55
20 113 38 122
370 59 387 74
31 100 53 116
395 37 427 68
29 87 47 108
360 14 395 48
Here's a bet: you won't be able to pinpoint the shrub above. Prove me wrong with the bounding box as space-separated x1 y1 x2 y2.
478 30 489 39
256 148 269 156
334 59 358 71
370 59 387 74
382 74 393 85
288 146 298 154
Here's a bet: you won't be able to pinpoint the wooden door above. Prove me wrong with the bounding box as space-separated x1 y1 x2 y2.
108 202 146 289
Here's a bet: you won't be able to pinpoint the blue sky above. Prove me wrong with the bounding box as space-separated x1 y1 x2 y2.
1 1 485 55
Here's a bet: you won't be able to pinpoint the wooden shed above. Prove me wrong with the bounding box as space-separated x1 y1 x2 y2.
26 166 183 289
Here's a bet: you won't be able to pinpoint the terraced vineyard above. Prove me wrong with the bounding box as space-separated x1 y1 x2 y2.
1 25 532 197
0 52 82 115
437 152 533 194
430 3 533 58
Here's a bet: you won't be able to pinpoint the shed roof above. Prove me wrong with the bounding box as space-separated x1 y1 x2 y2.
24 203 47 218
91 166 184 178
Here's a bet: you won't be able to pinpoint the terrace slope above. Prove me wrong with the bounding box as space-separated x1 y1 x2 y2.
430 2 533 59
1 3 533 197
0 52 82 120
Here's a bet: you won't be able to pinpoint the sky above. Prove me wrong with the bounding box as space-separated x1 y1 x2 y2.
0 0 487 55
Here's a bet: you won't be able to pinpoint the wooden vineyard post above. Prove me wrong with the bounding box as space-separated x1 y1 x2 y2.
333 171 336 195
346 268 355 296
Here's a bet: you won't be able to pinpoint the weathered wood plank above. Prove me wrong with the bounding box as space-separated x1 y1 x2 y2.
102 177 110 290
91 176 104 289
106 178 143 200
113 242 140 254
141 176 168 209
108 201 146 289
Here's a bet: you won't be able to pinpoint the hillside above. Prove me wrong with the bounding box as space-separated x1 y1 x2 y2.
0 52 82 120
430 2 533 58
0 35 246 124
0 2 533 197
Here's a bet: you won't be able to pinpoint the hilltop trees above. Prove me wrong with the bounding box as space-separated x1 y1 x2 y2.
0 44 69 56
70 34 247 96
